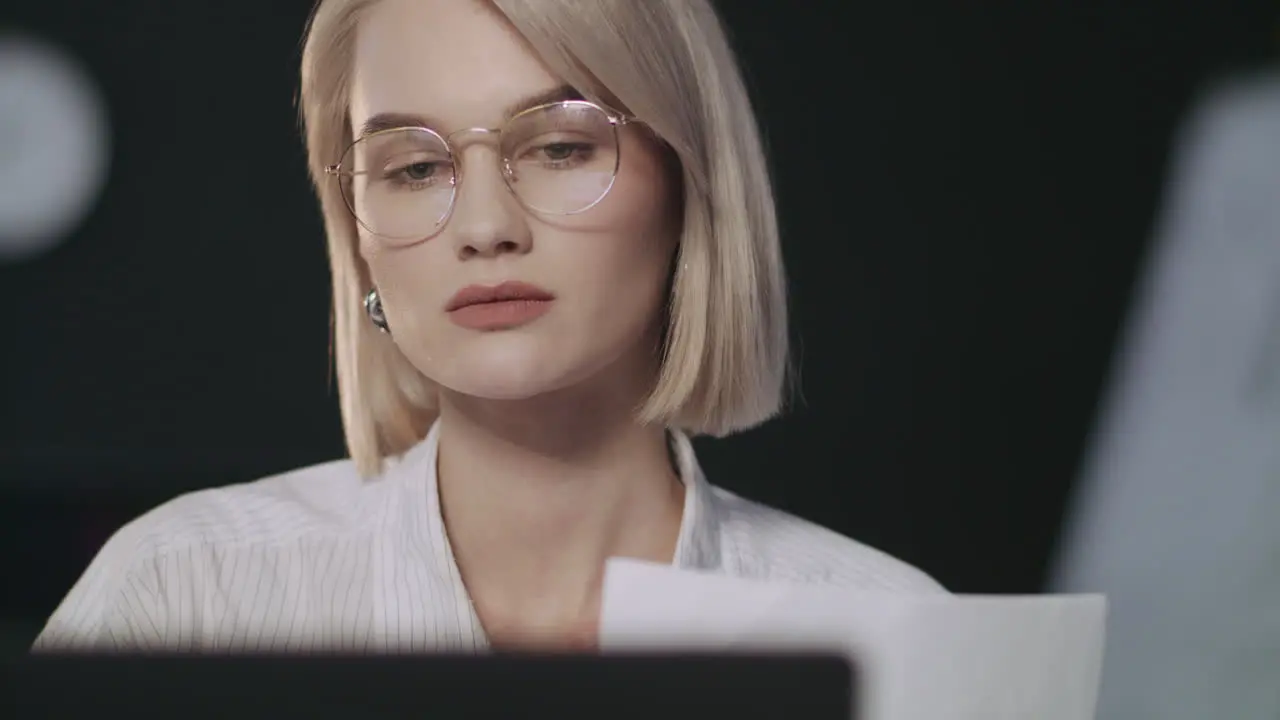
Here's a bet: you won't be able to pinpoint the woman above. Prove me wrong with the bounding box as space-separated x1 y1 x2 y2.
34 0 943 653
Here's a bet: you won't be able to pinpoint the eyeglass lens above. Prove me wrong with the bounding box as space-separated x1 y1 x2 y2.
339 102 620 242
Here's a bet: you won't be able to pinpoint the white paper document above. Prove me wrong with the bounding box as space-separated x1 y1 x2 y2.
599 559 1107 720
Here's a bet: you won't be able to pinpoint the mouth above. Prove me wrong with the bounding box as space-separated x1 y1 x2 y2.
445 281 556 311
445 281 556 331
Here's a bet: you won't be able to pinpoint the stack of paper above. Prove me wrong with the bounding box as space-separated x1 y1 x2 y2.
599 559 1107 720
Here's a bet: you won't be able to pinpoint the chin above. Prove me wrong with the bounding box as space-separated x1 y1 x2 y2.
428 347 584 402
447 376 563 402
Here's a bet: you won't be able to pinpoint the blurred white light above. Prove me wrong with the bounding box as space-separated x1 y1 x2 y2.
1052 74 1280 719
0 32 110 263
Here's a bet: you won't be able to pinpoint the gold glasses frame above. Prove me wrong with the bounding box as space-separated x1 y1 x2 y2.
324 99 638 241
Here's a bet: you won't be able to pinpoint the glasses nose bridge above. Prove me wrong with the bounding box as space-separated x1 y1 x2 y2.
443 126 512 181
444 126 504 154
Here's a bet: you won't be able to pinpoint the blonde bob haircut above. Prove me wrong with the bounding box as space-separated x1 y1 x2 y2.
299 0 790 477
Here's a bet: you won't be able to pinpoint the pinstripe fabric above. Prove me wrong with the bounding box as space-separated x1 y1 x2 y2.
33 424 944 652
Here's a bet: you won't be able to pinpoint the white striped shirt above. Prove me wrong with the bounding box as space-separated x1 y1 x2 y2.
34 424 944 652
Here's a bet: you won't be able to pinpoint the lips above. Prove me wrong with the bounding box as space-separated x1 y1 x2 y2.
445 281 555 311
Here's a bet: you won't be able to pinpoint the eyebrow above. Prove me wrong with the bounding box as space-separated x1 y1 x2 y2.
356 84 585 138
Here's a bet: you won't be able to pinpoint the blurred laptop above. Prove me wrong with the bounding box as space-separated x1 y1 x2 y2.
4 651 855 719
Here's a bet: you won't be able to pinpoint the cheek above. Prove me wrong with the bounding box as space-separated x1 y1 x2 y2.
588 139 679 267
361 239 451 339
572 194 678 335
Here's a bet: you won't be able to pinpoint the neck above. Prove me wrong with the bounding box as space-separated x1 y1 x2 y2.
434 382 686 647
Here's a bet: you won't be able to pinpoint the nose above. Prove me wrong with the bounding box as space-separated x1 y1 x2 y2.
447 141 532 261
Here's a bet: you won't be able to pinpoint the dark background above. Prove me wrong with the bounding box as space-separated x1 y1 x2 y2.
2 1 1276 647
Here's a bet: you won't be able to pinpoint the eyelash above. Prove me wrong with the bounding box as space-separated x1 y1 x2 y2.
383 161 449 190
521 142 596 169
377 139 599 191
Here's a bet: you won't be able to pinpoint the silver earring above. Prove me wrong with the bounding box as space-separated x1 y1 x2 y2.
365 288 390 333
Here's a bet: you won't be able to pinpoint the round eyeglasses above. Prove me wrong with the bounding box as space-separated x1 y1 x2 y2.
325 100 635 244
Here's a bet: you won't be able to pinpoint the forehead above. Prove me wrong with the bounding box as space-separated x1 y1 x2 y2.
350 0 563 133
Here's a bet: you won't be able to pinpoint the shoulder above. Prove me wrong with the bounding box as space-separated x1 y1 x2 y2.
105 457 372 559
32 457 376 651
709 486 946 594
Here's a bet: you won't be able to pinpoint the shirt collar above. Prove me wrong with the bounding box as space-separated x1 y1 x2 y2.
386 421 725 574
668 429 724 572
